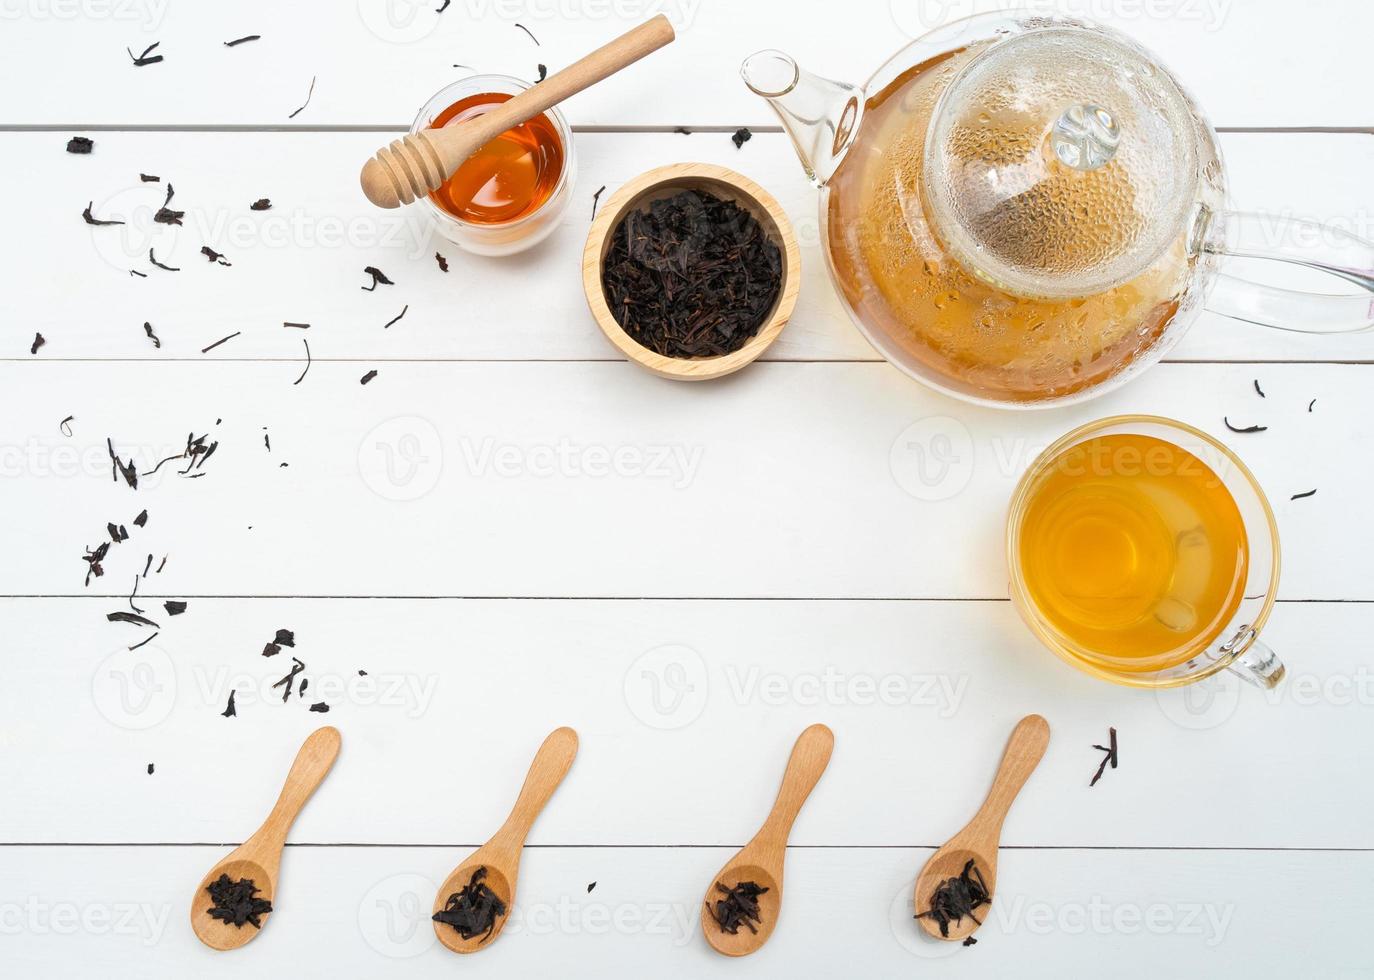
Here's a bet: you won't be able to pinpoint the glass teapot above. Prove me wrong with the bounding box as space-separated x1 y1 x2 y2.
743 13 1374 408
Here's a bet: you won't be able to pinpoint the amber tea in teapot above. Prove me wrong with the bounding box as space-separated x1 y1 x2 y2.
826 44 1193 403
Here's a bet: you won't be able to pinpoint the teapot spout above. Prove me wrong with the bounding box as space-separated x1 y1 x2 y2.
741 50 862 187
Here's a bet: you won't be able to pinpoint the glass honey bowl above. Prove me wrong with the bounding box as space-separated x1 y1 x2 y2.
410 75 576 256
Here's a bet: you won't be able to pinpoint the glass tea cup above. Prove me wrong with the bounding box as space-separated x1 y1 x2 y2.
1006 415 1284 689
410 75 576 256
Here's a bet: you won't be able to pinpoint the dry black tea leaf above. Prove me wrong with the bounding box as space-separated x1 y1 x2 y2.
250 198 272 211
149 247 179 271
127 42 163 66
1090 727 1119 787
535 63 547 82
164 600 187 616
963 936 977 947
224 35 260 47
205 874 271 929
107 611 159 628
141 553 152 577
83 541 110 585
66 136 94 154
274 629 295 647
382 304 408 329
201 331 240 353
432 866 506 942
731 127 752 149
292 337 311 385
154 183 184 225
133 509 148 527
107 438 139 488
147 763 155 775
436 0 450 11
1291 489 1317 500
916 860 990 938
360 369 378 385
82 202 124 226
709 880 767 935
514 22 540 44
130 269 147 277
1253 379 1265 398
283 321 310 329
1223 417 1267 434
272 657 306 701
60 415 75 436
362 266 394 290
308 702 329 713
288 75 316 119
590 184 605 220
221 690 237 717
140 173 159 182
586 882 596 893
602 190 781 359
435 251 449 272
143 321 161 348
201 245 231 266
30 332 45 354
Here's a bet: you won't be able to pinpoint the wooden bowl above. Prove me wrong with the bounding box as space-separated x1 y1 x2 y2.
582 163 800 381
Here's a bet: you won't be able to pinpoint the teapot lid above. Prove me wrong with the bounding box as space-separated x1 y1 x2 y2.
923 24 1200 300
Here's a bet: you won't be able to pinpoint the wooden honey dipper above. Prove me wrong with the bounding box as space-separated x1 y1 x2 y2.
360 16 675 209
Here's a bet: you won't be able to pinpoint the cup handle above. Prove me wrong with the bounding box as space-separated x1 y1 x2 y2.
1222 626 1286 689
1202 210 1374 335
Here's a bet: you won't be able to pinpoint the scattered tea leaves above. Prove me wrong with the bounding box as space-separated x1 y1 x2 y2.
590 184 605 220
292 337 311 385
272 657 306 701
275 629 295 648
153 183 183 225
288 75 316 119
107 438 139 488
82 202 124 226
201 245 231 266
436 0 450 11
309 702 330 713
586 882 596 893
201 331 240 353
1090 727 1119 787
127 42 163 67
60 415 74 437
515 22 540 45
221 690 237 717
432 866 506 942
435 251 449 273
205 874 271 929
130 269 147 277
916 860 989 938
1308 398 1317 413
1223 417 1267 434
1253 379 1265 398
709 881 767 935
283 321 310 329
362 265 394 290
164 600 187 616
147 763 155 775
731 127 752 148
107 611 159 628
1291 488 1317 500
140 173 159 182
133 509 148 528
382 304 408 329
535 63 547 82
30 332 45 354
360 369 378 385
250 198 272 211
143 321 161 348
83 541 110 585
128 631 158 651
149 247 179 271
66 136 94 154
224 35 261 47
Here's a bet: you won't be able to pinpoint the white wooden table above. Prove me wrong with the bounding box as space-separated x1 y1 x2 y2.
3 1 1372 976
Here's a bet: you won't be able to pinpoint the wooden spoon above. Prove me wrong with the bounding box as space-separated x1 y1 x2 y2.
431 726 579 953
912 714 1050 942
360 16 675 209
190 726 341 951
700 723 834 956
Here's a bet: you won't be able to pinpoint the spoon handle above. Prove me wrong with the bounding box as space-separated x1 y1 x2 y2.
259 726 342 845
970 714 1050 835
492 727 579 850
754 724 834 851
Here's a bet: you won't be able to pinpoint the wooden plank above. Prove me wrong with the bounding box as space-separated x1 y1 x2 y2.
18 131 1374 363
3 597 1370 846
1 1 1370 128
1 844 1369 974
0 360 1362 600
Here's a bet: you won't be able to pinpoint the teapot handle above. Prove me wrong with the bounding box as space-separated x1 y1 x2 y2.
1202 211 1374 334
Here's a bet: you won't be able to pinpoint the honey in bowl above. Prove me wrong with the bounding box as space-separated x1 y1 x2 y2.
427 91 564 224
1013 433 1248 673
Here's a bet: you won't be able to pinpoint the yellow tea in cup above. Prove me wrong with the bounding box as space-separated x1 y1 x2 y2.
1013 432 1249 674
